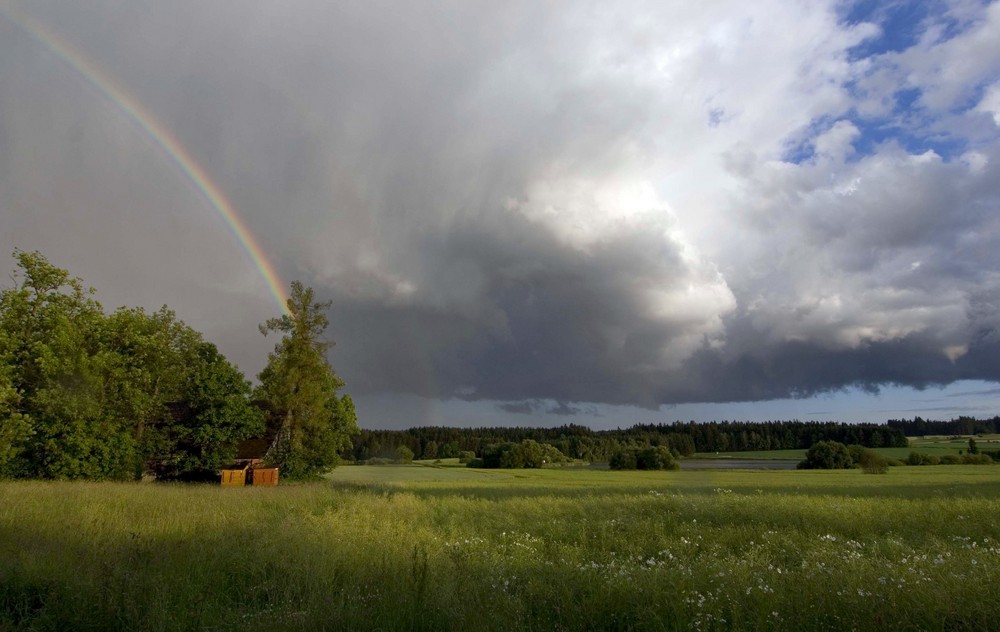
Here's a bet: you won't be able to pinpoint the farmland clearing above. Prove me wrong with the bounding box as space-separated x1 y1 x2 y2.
2 464 999 630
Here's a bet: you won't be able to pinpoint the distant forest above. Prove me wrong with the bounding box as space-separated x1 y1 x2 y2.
887 416 1000 437
350 420 909 462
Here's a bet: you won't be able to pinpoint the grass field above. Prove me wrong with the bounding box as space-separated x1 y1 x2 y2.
690 434 1000 462
3 465 1000 631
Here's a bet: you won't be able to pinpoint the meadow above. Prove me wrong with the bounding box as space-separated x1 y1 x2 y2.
689 434 1000 462
2 463 999 631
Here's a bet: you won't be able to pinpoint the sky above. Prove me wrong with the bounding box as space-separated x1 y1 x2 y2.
2 0 999 430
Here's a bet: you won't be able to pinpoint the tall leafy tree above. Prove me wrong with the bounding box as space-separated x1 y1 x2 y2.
257 282 358 478
102 307 264 480
147 339 264 480
0 250 133 479
0 343 31 478
0 251 264 480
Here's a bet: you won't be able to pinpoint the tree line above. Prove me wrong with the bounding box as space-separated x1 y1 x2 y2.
0 250 357 480
350 419 907 463
887 416 1000 436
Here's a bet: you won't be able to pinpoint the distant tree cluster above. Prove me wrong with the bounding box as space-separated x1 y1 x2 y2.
473 440 569 469
609 445 679 471
906 451 993 466
798 441 892 473
798 439 998 472
887 416 1000 436
0 251 357 481
350 420 906 465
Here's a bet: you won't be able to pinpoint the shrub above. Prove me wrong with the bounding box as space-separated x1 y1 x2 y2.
960 453 993 465
636 446 680 471
479 441 568 469
847 444 867 465
610 446 678 471
395 445 414 464
798 441 853 469
981 449 1000 462
858 449 888 474
609 449 637 471
939 454 962 465
458 451 476 464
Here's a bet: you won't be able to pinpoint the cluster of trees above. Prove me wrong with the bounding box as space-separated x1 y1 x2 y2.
0 251 356 481
350 420 906 464
799 440 999 473
798 441 889 474
609 445 679 471
887 416 1000 436
472 440 569 469
905 451 993 466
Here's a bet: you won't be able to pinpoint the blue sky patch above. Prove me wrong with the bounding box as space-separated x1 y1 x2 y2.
842 0 933 59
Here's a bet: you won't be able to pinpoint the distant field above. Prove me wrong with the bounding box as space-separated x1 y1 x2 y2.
3 465 1000 630
691 435 1000 463
691 449 804 460
327 461 514 483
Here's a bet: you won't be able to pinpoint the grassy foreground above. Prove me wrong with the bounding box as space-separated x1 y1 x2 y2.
2 466 1000 631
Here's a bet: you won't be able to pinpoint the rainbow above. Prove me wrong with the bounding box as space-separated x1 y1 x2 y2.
1 5 291 315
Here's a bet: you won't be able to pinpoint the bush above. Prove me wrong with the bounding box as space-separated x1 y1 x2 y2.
609 449 637 471
395 445 414 464
960 453 993 465
798 441 853 469
858 449 888 474
939 454 962 465
907 452 939 466
610 446 679 471
458 451 476 464
478 441 568 469
980 449 1000 462
847 444 867 465
636 446 680 471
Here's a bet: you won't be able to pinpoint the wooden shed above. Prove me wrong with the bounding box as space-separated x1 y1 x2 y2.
220 463 249 486
220 438 280 486
250 467 279 486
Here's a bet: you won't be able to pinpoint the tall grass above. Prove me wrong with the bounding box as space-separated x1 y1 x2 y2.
2 467 999 630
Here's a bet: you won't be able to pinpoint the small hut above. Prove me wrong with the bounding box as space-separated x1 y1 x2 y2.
250 467 279 486
219 437 278 486
220 463 250 486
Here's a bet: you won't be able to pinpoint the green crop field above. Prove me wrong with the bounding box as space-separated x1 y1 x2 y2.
690 449 804 460
2 465 999 631
689 435 1000 463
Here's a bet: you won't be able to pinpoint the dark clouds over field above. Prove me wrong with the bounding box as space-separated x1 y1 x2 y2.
2 1 1000 426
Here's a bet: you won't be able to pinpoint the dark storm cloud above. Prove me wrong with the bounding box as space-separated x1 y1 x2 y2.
3 0 1000 415
496 400 602 417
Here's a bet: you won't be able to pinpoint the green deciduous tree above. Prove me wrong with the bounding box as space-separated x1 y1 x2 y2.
257 282 358 478
395 445 414 464
146 339 265 480
0 251 264 480
798 440 853 470
0 250 133 479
